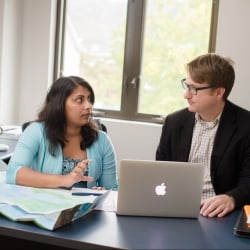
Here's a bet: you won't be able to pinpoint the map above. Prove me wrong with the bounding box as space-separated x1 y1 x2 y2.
0 183 108 230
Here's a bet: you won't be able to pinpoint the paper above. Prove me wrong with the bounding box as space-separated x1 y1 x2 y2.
71 187 117 212
0 184 108 230
94 190 117 212
0 184 95 214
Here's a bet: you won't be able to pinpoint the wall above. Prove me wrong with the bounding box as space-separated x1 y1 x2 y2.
0 0 57 125
0 0 250 165
216 0 250 109
0 0 22 122
101 118 162 169
18 0 57 124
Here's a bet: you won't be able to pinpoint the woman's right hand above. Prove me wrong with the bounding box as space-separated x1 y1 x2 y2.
62 159 93 188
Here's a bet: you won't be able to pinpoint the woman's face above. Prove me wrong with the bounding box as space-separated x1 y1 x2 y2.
65 85 93 128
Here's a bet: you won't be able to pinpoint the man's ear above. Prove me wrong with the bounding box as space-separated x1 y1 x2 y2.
215 87 225 98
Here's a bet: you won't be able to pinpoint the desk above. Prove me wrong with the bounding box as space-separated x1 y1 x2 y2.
0 209 249 249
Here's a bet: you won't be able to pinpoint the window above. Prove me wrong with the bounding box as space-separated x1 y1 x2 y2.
55 0 219 123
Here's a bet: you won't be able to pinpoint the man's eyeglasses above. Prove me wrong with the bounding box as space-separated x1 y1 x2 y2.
181 78 213 95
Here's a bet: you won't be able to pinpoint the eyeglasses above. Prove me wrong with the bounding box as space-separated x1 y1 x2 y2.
181 78 213 95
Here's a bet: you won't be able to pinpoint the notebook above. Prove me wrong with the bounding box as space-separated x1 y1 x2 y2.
116 159 205 218
234 206 250 238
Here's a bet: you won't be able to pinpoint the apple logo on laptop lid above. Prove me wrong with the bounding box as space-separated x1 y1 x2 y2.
155 182 166 196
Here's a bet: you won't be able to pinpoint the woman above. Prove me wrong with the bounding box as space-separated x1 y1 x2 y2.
6 76 118 190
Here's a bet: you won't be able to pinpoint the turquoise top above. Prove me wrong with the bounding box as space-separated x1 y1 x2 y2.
6 122 118 190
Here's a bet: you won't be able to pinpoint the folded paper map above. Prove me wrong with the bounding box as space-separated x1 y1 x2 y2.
0 183 109 230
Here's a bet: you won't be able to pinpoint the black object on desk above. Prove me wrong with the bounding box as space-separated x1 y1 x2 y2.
0 160 7 171
0 128 20 163
0 210 249 249
234 209 250 238
0 137 18 163
0 125 22 164
0 135 18 164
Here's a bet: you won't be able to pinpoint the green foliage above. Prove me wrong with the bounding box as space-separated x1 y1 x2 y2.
76 0 213 115
139 0 212 115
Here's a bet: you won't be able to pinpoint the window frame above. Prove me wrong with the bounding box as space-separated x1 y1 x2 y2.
54 0 220 124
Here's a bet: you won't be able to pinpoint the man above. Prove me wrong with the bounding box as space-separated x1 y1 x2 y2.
156 53 250 217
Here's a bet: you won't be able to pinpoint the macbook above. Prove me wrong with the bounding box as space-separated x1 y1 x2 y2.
116 159 205 218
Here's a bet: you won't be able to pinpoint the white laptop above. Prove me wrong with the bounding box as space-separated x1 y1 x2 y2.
116 159 205 218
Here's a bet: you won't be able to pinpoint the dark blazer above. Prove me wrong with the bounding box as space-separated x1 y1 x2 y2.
156 101 250 208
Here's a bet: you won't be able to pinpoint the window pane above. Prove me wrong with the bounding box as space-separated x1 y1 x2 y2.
63 0 127 110
139 0 213 115
61 0 215 122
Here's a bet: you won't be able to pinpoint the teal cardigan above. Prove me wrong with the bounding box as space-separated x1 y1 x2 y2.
6 122 118 190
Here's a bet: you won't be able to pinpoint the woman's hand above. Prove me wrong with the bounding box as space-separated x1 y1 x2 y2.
73 159 91 176
62 159 93 188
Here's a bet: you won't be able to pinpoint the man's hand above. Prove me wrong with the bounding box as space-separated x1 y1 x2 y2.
200 194 235 217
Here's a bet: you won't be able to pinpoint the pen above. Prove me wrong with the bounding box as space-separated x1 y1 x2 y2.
71 192 103 196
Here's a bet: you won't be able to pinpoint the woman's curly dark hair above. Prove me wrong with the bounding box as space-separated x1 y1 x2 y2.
37 76 99 156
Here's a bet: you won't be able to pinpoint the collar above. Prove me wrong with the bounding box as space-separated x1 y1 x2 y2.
195 112 221 129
